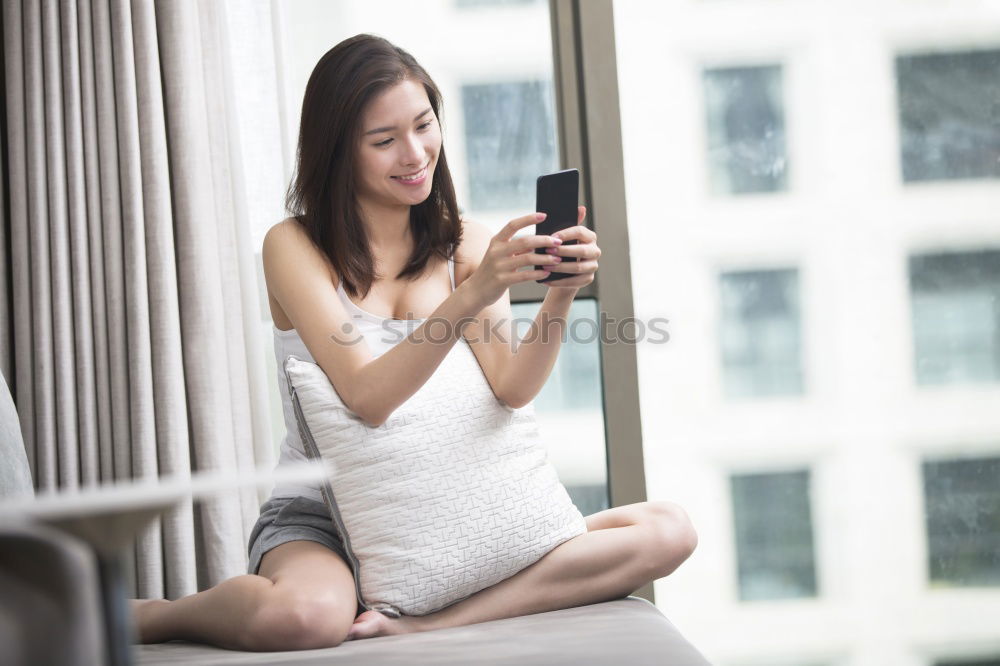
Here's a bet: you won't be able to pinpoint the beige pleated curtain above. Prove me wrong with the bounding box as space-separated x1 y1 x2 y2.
1 0 276 600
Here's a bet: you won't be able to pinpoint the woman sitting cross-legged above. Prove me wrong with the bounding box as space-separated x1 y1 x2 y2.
130 33 697 651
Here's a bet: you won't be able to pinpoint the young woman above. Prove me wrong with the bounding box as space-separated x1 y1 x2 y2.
131 34 697 651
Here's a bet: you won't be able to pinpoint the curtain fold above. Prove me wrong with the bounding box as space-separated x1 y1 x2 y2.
195 0 269 566
0 110 8 388
1 0 277 599
154 0 251 590
58 0 100 497
131 0 197 603
41 0 78 494
3 0 39 516
76 0 116 528
0 1 14 385
209 0 276 520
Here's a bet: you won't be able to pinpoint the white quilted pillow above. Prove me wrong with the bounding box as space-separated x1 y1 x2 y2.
283 340 588 618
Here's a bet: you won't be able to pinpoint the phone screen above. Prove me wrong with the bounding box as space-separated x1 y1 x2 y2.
534 169 579 283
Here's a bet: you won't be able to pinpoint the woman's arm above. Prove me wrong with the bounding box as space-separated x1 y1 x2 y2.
460 207 599 409
263 216 557 428
495 286 579 408
264 219 478 427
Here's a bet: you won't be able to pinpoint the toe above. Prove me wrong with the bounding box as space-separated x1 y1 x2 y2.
346 612 381 640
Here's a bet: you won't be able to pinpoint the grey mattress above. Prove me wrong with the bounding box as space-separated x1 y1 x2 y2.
135 596 711 665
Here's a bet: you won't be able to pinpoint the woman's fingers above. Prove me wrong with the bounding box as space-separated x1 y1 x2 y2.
504 252 562 271
497 212 546 243
522 268 555 283
484 211 598 290
509 233 562 255
543 259 598 274
496 208 588 248
543 243 601 260
552 224 597 243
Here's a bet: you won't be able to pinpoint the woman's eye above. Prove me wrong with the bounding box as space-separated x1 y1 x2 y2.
372 121 432 147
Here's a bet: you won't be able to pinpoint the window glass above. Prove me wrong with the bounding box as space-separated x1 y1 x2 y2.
909 250 1000 385
703 64 788 195
896 49 1000 182
719 268 804 398
461 81 559 211
731 470 818 601
511 298 609 516
923 456 1000 587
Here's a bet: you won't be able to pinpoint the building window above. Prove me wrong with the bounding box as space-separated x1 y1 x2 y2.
909 249 1000 386
461 80 558 211
719 268 804 398
731 469 818 601
923 456 1000 587
703 64 788 195
896 49 1000 183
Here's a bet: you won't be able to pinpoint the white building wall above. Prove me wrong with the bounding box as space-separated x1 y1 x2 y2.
614 1 1000 664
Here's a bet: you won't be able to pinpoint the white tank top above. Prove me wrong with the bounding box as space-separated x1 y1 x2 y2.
269 256 457 502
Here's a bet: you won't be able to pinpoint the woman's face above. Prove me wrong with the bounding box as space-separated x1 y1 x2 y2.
354 78 442 214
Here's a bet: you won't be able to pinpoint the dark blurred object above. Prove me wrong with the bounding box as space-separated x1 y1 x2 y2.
0 522 108 665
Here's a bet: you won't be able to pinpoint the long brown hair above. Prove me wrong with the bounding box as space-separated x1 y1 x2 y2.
285 34 463 300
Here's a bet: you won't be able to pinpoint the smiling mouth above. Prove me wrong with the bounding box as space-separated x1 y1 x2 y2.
391 165 428 182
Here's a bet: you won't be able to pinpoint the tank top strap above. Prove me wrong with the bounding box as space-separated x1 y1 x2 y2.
336 260 455 301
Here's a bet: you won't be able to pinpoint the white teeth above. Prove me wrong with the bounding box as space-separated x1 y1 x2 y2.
394 166 426 182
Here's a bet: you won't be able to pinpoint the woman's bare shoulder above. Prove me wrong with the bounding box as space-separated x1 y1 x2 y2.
264 216 305 244
263 217 339 285
455 218 492 260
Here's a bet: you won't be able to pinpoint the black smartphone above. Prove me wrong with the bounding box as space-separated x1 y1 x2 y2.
534 168 580 283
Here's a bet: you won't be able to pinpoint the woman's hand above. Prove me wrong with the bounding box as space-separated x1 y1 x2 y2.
539 206 599 289
464 212 565 310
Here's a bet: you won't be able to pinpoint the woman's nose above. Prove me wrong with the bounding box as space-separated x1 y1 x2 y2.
400 133 423 165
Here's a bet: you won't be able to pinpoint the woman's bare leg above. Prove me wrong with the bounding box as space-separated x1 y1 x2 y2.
132 541 359 651
348 500 697 640
131 575 275 649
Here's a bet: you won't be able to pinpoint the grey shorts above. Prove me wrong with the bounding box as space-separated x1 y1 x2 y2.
247 495 352 577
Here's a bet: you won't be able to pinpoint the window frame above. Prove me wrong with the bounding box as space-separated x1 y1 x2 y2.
534 0 651 601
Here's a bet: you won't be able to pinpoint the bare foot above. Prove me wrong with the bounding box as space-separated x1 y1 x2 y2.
346 610 428 641
128 599 171 643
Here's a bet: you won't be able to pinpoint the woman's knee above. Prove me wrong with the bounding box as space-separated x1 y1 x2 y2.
243 588 354 651
642 501 698 578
